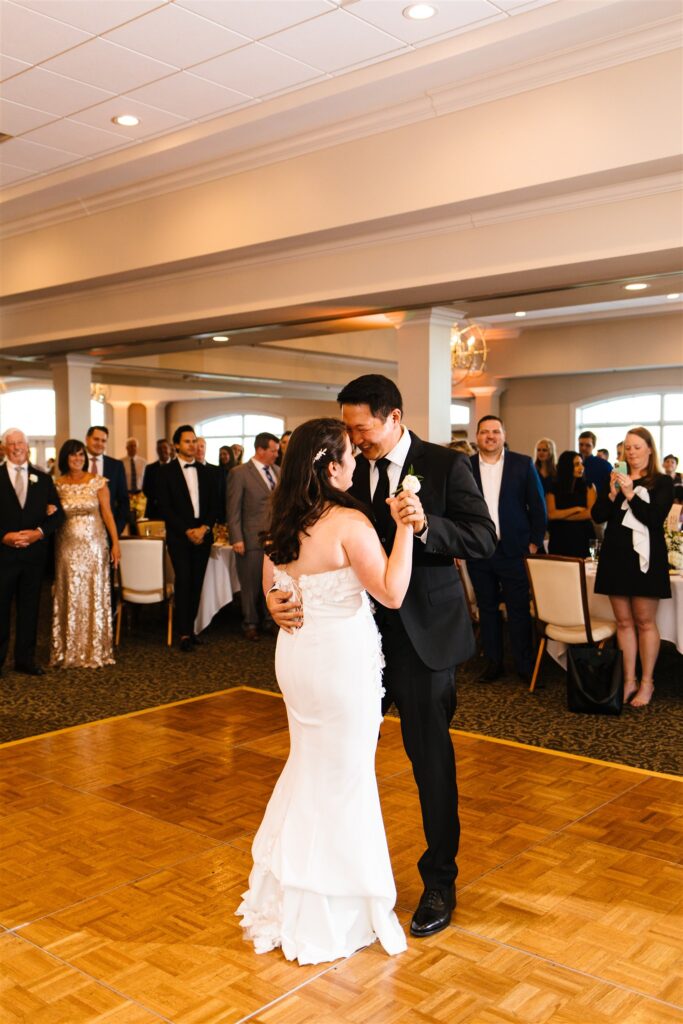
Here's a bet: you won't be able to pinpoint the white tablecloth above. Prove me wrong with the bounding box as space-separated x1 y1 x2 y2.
548 564 683 666
195 544 240 633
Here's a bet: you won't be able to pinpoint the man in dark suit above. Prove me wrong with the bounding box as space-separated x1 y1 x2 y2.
467 415 547 684
227 432 280 640
268 376 496 937
157 425 217 651
142 438 173 519
0 428 64 676
84 425 129 535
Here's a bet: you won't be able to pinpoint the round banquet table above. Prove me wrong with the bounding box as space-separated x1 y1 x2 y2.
194 543 241 634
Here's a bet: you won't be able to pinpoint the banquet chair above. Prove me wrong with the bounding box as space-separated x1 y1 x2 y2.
456 559 479 625
115 537 174 646
524 554 617 694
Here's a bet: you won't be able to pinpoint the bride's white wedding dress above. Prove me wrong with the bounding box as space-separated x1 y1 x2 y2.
236 565 407 965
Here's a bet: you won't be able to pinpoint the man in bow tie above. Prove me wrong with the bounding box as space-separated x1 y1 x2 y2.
157 425 217 651
0 428 64 676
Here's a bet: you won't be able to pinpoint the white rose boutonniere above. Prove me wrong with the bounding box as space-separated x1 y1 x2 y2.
29 473 38 484
395 465 422 495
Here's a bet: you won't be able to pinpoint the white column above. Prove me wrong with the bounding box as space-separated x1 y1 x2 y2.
51 354 98 450
468 385 504 428
108 400 130 457
142 401 167 461
392 307 463 443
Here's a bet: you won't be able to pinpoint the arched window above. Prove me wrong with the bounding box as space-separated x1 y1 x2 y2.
450 401 471 427
196 413 284 464
576 392 683 462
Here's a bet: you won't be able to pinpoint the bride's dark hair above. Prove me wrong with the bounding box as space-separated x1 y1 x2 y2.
265 418 364 565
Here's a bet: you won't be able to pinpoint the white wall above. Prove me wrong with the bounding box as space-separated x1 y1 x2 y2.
500 367 679 457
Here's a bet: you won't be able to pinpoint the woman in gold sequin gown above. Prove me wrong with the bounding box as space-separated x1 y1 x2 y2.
51 439 121 669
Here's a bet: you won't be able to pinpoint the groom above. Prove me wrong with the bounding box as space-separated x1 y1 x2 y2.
269 375 496 936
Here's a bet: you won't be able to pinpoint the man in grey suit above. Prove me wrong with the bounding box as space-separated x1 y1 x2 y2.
227 432 280 640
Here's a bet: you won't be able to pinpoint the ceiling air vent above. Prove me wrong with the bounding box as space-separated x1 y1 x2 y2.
0 133 13 144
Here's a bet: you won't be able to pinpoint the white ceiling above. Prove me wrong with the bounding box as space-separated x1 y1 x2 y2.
0 0 555 187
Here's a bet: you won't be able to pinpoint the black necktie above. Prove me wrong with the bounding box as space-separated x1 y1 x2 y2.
372 457 391 545
130 457 137 491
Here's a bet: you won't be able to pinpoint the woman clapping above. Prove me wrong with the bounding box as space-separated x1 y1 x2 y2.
591 427 673 707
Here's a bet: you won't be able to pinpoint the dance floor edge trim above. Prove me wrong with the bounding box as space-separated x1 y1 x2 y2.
2 684 679 782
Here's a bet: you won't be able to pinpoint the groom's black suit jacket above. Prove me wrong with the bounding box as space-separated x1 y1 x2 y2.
349 431 496 670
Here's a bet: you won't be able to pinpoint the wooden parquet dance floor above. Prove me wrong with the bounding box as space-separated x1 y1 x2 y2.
1 688 682 1024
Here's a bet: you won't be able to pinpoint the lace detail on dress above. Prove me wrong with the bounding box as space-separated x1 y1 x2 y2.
272 565 385 699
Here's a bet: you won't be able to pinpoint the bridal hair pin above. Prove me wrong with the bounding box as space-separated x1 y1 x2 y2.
313 447 327 463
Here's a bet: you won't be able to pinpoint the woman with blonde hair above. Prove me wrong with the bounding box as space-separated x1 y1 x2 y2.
533 437 557 493
591 426 674 707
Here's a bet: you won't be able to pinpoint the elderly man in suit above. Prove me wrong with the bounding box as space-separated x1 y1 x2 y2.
157 425 217 651
467 415 547 684
267 376 496 937
0 428 64 676
227 432 280 640
84 425 129 535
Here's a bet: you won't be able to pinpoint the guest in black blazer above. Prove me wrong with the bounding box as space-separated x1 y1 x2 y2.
267 376 496 938
0 429 64 675
467 416 547 684
142 438 173 519
157 425 217 651
84 425 129 536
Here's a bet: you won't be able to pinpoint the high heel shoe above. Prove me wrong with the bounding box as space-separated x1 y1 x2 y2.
630 679 655 708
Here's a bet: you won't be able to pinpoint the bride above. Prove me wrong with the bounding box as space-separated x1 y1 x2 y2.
236 417 418 965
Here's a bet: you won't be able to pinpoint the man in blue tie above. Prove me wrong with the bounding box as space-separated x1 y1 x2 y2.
226 432 280 640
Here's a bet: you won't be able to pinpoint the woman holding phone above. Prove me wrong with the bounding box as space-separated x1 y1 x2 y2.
591 427 673 707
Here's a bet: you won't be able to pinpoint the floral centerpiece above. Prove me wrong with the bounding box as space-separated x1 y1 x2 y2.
665 526 683 570
129 491 147 521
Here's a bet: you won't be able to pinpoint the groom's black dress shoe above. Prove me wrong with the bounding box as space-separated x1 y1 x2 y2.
15 663 46 676
410 886 455 937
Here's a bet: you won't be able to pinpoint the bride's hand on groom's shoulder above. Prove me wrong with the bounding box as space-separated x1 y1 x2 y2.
266 588 303 633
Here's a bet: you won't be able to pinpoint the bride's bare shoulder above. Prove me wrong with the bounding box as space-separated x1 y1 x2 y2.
325 505 372 533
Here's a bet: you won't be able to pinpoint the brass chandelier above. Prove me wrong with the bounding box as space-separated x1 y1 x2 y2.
451 321 488 385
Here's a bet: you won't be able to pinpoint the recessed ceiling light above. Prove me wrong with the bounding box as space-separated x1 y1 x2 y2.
111 114 140 127
403 3 437 20
623 282 648 291
212 335 229 342
667 293 680 299
514 311 526 318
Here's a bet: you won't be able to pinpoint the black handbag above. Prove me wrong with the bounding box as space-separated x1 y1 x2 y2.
566 644 623 715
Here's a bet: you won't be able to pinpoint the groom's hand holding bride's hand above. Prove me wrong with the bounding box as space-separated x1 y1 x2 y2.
267 589 303 633
389 492 426 533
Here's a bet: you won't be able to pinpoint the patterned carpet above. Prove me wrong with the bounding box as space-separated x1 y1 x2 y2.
1 589 681 775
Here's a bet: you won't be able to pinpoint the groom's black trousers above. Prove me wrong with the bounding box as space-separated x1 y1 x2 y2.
379 609 459 892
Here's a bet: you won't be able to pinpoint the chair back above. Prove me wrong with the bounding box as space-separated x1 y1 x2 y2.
525 554 593 643
119 538 166 603
455 560 479 623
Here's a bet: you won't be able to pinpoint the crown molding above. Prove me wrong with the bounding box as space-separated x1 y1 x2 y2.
1 13 679 241
3 168 679 321
429 15 682 117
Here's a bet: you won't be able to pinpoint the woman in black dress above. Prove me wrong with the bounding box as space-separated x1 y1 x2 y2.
533 437 557 494
547 450 596 557
592 427 674 708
